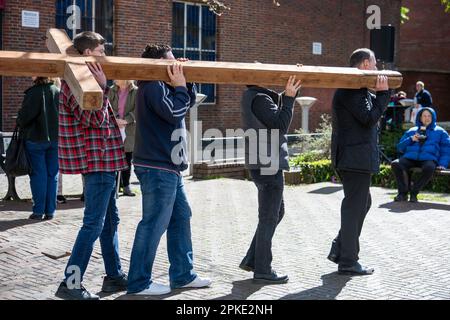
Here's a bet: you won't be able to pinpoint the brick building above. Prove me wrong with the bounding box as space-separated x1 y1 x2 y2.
0 0 401 133
398 0 450 122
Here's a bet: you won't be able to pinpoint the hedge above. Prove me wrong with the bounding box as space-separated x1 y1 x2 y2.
286 160 450 193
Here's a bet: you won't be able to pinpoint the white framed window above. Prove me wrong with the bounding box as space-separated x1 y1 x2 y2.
172 1 217 104
55 0 114 55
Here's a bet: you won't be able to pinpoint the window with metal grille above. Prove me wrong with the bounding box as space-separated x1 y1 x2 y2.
55 0 114 55
172 1 217 104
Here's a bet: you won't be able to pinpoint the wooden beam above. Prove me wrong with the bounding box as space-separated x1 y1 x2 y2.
44 29 402 90
93 56 403 89
0 51 65 77
46 28 79 55
46 28 103 110
0 51 403 89
0 27 404 110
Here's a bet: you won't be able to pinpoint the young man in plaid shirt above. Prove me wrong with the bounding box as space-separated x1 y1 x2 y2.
55 31 128 300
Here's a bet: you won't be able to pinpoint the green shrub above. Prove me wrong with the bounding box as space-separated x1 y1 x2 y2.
293 114 332 161
288 160 334 184
287 160 450 193
379 128 404 161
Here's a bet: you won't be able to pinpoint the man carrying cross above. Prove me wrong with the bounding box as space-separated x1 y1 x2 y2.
55 31 128 300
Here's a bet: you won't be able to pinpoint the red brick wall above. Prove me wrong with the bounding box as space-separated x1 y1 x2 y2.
2 0 55 131
398 0 450 121
1 0 402 133
399 0 450 71
114 0 171 57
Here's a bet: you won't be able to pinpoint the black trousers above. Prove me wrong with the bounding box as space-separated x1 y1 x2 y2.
334 170 372 267
120 152 133 188
391 158 436 194
242 169 285 274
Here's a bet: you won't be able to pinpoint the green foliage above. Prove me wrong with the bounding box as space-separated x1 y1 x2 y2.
287 161 450 193
293 114 332 161
287 160 334 184
401 6 410 23
371 164 398 189
379 128 404 161
402 1 449 23
442 0 450 12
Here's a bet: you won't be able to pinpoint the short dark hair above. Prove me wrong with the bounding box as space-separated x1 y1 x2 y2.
73 31 106 54
349 48 374 67
33 77 53 85
142 44 172 59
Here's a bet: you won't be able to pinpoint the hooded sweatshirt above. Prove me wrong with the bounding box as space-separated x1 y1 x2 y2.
397 107 450 168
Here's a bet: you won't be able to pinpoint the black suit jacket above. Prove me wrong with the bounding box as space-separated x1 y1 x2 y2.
331 88 389 174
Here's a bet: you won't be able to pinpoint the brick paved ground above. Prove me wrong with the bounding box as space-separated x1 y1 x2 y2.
1 173 450 300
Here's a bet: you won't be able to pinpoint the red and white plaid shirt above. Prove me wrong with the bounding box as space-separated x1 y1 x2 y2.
58 80 128 174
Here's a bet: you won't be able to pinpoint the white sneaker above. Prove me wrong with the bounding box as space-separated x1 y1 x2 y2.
181 276 212 288
134 282 171 296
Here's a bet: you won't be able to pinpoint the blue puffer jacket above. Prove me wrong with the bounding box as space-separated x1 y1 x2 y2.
397 107 450 168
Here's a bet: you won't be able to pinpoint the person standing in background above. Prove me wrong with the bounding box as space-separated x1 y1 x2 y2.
108 80 138 196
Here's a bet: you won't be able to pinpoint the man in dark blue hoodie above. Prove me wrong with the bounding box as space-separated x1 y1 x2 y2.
127 44 211 296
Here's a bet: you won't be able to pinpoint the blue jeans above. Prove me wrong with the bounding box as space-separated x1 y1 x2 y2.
25 140 59 216
64 172 123 283
127 167 196 293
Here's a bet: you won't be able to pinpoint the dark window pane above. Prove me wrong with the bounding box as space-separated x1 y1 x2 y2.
172 49 184 59
185 50 200 61
172 2 185 49
201 52 215 61
200 84 215 103
186 5 199 48
95 0 114 55
201 6 216 50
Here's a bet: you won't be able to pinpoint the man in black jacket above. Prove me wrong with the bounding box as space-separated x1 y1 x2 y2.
328 48 389 275
239 76 301 284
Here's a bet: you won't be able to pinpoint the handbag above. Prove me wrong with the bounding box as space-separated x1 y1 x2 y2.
4 125 32 177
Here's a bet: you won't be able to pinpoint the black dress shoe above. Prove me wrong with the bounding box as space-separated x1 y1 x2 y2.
394 193 408 202
253 270 289 284
29 214 43 220
55 281 99 300
239 263 254 272
43 214 54 221
327 239 340 264
409 193 418 203
57 195 67 204
239 257 255 272
101 273 128 293
122 186 136 197
338 262 374 276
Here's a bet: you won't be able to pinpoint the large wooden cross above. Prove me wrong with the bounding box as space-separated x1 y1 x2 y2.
0 28 402 110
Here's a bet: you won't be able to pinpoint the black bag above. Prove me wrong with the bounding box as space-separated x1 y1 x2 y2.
4 126 32 177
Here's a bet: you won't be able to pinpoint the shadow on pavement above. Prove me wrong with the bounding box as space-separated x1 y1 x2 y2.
279 272 351 300
212 279 272 300
308 186 343 195
0 218 42 232
115 291 181 300
0 199 85 213
379 201 450 213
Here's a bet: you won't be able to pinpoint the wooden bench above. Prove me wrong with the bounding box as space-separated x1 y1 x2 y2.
0 132 21 201
410 167 450 176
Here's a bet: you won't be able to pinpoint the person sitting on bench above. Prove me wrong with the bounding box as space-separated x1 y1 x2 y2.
391 107 450 203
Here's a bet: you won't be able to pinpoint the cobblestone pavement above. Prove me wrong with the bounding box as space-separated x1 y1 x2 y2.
1 173 450 300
